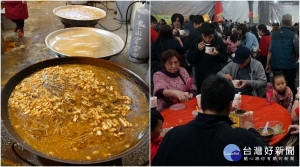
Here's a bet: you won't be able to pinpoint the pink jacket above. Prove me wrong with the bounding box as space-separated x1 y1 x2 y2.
153 67 196 111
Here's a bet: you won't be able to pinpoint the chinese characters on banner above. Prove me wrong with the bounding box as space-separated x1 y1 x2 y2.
243 146 295 162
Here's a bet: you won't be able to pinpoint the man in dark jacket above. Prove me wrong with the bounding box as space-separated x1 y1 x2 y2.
187 23 227 93
152 75 274 166
266 14 299 96
183 15 204 51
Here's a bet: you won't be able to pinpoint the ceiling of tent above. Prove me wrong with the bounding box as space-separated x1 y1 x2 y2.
151 1 299 24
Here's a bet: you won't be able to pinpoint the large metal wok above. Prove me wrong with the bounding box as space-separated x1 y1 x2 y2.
1 57 149 165
53 5 106 27
45 27 124 59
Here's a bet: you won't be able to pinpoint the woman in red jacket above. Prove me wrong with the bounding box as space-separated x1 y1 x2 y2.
4 1 29 38
257 24 271 80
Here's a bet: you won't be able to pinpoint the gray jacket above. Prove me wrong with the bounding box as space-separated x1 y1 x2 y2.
217 58 267 96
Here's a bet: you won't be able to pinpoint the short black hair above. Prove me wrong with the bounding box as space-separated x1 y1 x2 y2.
257 24 270 35
201 75 235 113
272 71 287 85
193 15 204 25
189 15 195 21
171 13 184 26
151 15 157 24
272 22 279 27
201 23 215 35
151 108 164 131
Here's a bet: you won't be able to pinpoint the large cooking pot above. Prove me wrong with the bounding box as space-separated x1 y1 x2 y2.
1 57 149 164
53 5 106 27
45 27 124 59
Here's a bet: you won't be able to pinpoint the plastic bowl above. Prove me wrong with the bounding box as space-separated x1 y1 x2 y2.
257 127 274 140
269 121 283 128
269 121 284 135
170 103 186 111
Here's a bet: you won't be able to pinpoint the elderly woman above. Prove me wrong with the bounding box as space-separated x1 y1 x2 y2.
237 24 259 52
153 49 196 111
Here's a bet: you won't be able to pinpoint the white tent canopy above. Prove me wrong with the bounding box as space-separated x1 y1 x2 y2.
151 1 299 24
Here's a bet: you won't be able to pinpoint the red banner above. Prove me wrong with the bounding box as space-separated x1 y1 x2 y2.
214 2 223 22
249 11 253 18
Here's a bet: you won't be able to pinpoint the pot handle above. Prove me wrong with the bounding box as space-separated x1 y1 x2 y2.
11 142 37 166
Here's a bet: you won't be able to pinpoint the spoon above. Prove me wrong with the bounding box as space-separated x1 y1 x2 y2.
262 121 269 134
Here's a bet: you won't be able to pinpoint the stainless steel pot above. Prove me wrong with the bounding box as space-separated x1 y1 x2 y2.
45 27 124 59
53 5 106 27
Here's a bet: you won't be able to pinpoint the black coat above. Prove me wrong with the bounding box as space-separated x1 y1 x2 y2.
152 114 274 166
187 34 228 93
183 27 202 51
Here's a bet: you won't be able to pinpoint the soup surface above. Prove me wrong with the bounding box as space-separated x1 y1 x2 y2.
56 6 105 20
49 30 117 58
8 64 148 161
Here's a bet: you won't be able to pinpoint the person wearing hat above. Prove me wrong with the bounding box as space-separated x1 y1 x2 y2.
217 46 267 96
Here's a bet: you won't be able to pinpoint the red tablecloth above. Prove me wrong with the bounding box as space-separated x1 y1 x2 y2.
161 95 292 146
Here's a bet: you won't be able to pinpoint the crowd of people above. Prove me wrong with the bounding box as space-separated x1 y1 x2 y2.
151 13 299 165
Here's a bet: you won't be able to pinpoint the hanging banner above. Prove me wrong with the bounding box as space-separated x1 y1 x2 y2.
203 13 210 22
249 11 253 18
253 15 259 23
214 2 223 22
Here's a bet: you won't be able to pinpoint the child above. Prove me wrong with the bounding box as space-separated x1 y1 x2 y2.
272 71 293 112
151 109 164 162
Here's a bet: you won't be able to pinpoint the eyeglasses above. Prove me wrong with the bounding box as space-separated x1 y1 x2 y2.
166 61 179 66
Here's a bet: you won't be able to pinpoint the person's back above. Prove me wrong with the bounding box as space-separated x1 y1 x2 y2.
152 76 273 166
270 26 297 70
267 14 299 96
153 115 271 165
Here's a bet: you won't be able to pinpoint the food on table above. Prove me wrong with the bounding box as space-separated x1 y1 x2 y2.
56 6 105 20
8 65 148 161
229 109 253 128
257 128 274 139
271 124 285 135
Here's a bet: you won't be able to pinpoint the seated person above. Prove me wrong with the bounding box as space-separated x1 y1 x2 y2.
153 49 196 111
217 46 267 96
152 75 273 165
151 109 164 163
272 71 293 112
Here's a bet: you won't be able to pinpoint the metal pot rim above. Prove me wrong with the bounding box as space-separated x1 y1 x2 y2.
53 5 106 21
45 27 125 59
